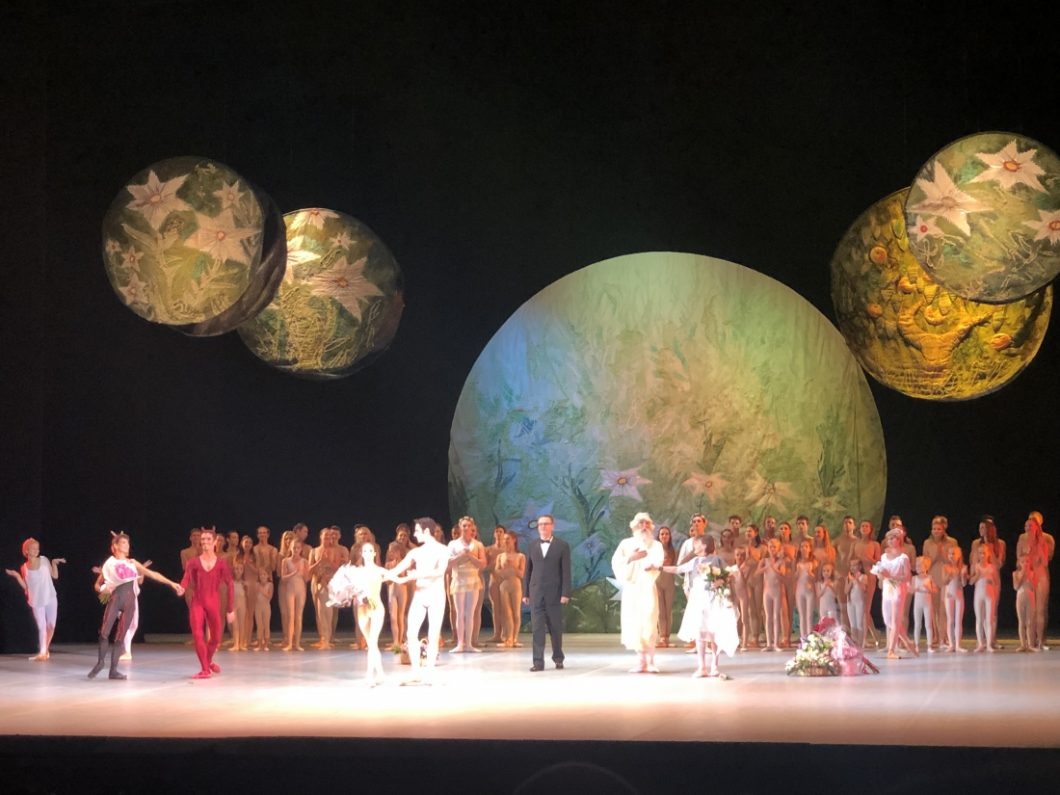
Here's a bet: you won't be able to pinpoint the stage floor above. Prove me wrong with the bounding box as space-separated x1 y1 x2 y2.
2 634 1058 748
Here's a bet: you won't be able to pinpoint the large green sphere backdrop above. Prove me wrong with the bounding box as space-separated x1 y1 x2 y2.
448 252 886 630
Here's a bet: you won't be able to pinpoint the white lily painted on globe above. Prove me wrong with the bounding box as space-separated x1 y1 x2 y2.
903 131 1060 303
102 157 266 325
237 208 404 378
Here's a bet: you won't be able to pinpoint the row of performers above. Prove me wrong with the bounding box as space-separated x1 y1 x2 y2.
5 510 1053 676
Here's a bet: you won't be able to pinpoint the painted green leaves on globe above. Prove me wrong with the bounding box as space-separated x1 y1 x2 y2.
904 132 1060 303
102 157 268 327
832 190 1052 401
238 209 405 379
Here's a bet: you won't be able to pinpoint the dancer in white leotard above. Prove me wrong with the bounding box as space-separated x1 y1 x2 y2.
385 517 450 684
6 538 65 661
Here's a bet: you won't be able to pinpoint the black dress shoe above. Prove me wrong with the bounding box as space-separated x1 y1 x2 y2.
554 662 564 669
529 664 544 672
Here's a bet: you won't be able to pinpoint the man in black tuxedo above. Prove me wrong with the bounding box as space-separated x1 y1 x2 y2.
522 514 571 671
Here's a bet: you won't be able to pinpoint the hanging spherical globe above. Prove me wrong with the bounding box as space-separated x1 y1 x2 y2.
237 209 405 379
102 156 272 328
833 189 1052 400
904 132 1060 303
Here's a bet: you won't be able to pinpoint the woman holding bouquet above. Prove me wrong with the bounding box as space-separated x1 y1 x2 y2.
661 533 738 678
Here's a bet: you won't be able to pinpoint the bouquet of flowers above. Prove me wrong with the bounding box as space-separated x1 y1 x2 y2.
785 631 838 676
785 617 879 676
700 562 738 606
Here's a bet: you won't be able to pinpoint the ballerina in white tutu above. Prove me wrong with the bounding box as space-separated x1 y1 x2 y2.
659 534 739 679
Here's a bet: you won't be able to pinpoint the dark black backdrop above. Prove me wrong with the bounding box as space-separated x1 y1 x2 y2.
2 1 1057 649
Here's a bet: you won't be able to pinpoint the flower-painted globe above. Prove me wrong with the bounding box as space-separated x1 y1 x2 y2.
237 209 405 379
833 190 1052 401
449 252 887 631
102 157 268 326
904 132 1060 303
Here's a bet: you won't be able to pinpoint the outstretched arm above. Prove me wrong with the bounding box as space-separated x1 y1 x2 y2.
49 558 66 579
5 569 27 592
138 560 183 594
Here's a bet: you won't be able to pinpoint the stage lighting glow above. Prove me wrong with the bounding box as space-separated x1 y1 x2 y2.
102 157 269 326
832 189 1052 400
449 253 886 630
238 208 404 379
904 131 1060 303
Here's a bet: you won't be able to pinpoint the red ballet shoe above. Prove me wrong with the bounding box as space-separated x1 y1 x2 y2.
192 670 212 679
209 662 221 674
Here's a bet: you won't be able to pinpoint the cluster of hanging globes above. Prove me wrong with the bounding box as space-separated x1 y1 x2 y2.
830 132 1058 401
101 156 404 379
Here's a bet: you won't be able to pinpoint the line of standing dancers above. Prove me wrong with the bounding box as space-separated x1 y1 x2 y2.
631 510 1054 674
5 509 1053 682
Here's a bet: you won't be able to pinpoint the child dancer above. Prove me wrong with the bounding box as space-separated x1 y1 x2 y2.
846 559 868 647
661 535 738 678
816 562 839 621
757 537 788 652
970 544 1000 653
732 547 753 651
5 538 65 660
180 528 235 679
1013 554 1038 652
253 566 273 651
280 538 311 651
229 559 248 651
911 556 939 653
942 546 968 653
91 532 183 679
794 540 818 645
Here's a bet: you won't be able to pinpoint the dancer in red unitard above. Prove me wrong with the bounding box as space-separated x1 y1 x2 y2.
180 527 235 679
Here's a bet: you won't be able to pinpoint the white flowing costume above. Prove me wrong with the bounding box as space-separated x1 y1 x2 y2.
673 554 739 657
611 537 663 652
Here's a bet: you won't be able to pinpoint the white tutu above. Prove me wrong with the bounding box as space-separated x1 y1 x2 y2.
327 564 360 607
678 586 739 657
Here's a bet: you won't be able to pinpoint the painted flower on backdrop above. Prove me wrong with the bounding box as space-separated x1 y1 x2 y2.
907 161 989 236
188 209 259 266
126 170 190 230
283 234 320 283
1024 209 1060 245
329 230 354 250
290 208 339 231
682 471 729 503
118 273 150 308
121 246 144 271
907 215 943 244
105 238 122 256
970 140 1046 192
600 466 651 501
745 472 795 515
307 255 383 322
213 179 246 210
576 533 607 558
813 495 847 519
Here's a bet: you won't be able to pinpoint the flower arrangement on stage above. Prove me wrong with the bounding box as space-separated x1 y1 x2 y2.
785 631 838 676
702 562 738 606
786 617 880 677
